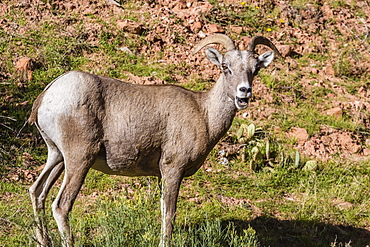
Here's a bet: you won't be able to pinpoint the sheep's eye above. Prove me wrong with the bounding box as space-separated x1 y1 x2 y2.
221 63 228 71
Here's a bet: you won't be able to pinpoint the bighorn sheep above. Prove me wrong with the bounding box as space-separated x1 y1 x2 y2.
29 34 280 247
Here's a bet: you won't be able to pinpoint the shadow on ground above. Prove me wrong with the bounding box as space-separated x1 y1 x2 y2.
222 216 370 247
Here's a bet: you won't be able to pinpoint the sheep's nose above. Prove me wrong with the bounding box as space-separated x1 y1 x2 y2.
239 87 252 97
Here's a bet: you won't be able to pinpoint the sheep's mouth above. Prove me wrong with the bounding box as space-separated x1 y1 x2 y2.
235 96 249 109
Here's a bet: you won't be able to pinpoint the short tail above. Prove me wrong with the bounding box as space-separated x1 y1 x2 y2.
28 91 45 125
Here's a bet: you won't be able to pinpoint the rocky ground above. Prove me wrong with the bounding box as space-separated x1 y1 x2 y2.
1 0 369 166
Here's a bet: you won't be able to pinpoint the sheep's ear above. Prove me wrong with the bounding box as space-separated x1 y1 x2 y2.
206 47 223 67
257 51 274 68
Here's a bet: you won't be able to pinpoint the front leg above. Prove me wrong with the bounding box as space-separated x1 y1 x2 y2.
159 168 184 247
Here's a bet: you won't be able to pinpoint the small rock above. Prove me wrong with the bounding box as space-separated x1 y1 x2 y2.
363 148 370 156
311 67 319 74
218 157 229 166
117 20 145 35
276 45 291 57
326 107 343 118
119 47 133 55
188 197 200 204
207 24 224 33
365 139 370 147
289 127 309 143
17 2 31 8
302 160 318 171
348 144 361 154
83 7 98 15
287 57 298 69
198 30 206 38
192 2 213 15
324 64 335 75
191 21 202 32
230 25 243 35
332 199 354 210
170 0 186 9
63 2 75 11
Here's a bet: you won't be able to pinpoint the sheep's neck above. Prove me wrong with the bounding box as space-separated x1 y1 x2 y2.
202 74 237 146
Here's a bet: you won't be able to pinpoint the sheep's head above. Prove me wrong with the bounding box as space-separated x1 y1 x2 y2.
192 34 281 110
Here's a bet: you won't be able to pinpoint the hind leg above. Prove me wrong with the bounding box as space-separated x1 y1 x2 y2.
52 143 100 247
29 140 64 247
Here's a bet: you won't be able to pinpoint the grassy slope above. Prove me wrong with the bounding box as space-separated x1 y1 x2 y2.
0 0 369 246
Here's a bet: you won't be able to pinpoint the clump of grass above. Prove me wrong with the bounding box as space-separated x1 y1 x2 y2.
71 191 259 247
174 218 259 247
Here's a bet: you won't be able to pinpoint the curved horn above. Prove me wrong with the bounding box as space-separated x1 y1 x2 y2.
192 34 236 55
247 36 282 57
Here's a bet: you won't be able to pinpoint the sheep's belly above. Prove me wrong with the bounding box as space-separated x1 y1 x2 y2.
91 153 161 177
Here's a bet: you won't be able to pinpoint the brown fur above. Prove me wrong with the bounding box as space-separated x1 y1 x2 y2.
28 91 45 125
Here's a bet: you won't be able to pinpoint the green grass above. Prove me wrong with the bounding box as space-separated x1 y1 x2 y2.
1 158 369 246
71 192 259 247
269 105 362 135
